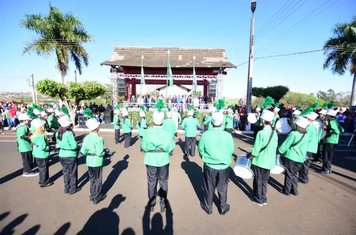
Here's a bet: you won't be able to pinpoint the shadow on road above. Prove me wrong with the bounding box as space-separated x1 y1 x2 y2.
229 169 254 201
121 227 136 235
102 155 129 195
54 222 70 235
78 171 89 188
1 213 41 235
176 138 186 157
142 202 173 235
268 176 284 193
181 156 203 203
0 169 23 185
78 194 126 235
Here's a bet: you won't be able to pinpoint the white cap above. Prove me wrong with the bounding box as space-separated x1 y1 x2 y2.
153 111 164 125
256 107 261 112
114 109 120 114
40 111 47 117
274 107 280 113
326 109 337 117
295 116 309 129
211 112 224 126
260 110 275 122
31 119 45 129
18 113 31 121
187 110 194 116
58 116 73 127
86 118 100 131
173 107 178 111
33 109 41 115
227 108 233 114
166 111 172 119
139 110 145 117
47 108 54 113
292 110 301 116
305 112 318 121
319 109 327 115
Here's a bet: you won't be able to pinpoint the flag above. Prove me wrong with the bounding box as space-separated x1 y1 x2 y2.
167 50 173 87
192 56 197 93
140 55 145 85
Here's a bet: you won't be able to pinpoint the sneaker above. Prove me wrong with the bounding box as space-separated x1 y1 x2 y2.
22 172 39 177
255 201 264 207
263 202 268 206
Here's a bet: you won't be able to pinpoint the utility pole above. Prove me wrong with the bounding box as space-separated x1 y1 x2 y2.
74 69 77 83
28 74 37 104
246 0 257 114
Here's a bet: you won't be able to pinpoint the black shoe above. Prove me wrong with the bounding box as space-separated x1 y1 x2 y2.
282 191 290 196
291 192 299 196
219 204 230 215
200 202 212 215
321 170 330 174
69 187 81 195
40 181 54 188
299 179 309 184
93 194 107 205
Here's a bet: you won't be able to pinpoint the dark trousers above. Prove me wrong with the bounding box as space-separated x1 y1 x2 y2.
20 151 34 173
35 158 49 185
88 166 103 201
124 132 132 148
59 157 78 193
283 158 303 195
185 137 196 157
314 142 323 162
146 164 169 207
115 129 120 144
299 152 312 183
251 165 270 203
202 164 230 212
322 143 335 171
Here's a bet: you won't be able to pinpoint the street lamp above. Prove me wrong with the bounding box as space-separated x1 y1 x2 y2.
246 0 256 117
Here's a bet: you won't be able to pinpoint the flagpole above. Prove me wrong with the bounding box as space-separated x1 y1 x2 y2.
193 56 196 94
140 55 144 98
166 50 170 100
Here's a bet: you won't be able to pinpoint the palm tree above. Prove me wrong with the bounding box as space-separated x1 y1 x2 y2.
323 16 356 110
22 5 91 83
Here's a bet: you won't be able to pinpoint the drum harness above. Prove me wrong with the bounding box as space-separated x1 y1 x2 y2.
248 128 275 159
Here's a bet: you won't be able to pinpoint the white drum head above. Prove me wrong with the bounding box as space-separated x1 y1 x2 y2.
276 117 292 134
270 165 285 174
247 113 257 124
233 165 254 179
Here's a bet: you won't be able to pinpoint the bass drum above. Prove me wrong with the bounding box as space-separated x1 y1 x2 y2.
270 154 285 174
233 155 254 179
275 117 292 134
247 113 257 124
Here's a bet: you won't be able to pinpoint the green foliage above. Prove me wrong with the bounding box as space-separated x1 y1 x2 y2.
279 92 324 107
252 85 289 101
36 79 68 99
128 111 154 127
36 79 106 105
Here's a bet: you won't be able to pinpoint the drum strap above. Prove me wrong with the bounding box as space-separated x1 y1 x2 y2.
291 133 306 148
260 129 275 153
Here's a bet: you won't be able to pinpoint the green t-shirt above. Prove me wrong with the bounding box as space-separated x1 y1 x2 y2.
181 117 200 137
141 126 175 167
279 131 309 163
324 119 344 144
199 128 235 170
122 118 132 134
16 124 32 153
113 114 120 130
56 131 78 157
163 119 177 138
251 125 278 170
31 133 49 159
80 133 105 167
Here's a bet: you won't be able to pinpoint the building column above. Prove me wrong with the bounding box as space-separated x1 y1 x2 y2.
132 80 137 97
203 81 208 98
126 79 131 101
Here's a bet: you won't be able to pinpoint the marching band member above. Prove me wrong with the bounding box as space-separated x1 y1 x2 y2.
57 115 80 194
141 107 175 212
171 107 181 130
31 118 53 188
113 105 121 144
181 109 200 157
122 107 132 148
279 116 310 196
249 109 278 206
225 108 234 134
198 109 235 215
163 109 177 138
16 113 38 177
322 109 344 174
299 108 319 184
138 106 148 139
80 116 107 204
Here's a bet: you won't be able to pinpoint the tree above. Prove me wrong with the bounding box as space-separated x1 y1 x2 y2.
252 85 289 101
22 5 91 83
323 16 356 110
279 91 324 107
36 79 106 119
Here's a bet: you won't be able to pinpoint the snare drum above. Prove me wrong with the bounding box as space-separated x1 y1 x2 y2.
233 155 254 179
270 154 285 174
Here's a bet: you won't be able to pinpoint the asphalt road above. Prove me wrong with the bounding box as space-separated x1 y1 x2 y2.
0 130 355 235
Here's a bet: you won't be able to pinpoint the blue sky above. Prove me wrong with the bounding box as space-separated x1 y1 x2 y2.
0 0 355 99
